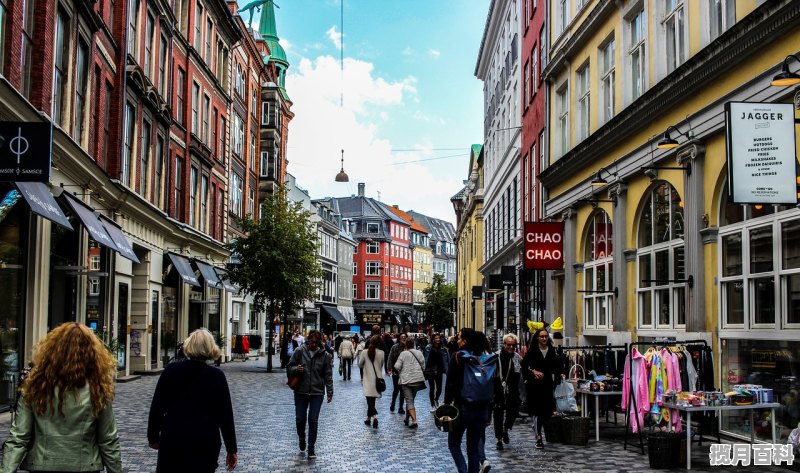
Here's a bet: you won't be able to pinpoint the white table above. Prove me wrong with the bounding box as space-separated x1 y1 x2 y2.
576 388 623 442
662 402 781 470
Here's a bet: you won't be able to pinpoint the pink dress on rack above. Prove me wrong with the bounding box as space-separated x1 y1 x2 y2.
623 348 650 433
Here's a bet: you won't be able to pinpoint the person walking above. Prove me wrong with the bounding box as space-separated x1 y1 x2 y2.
355 337 366 379
287 330 334 459
338 336 355 380
423 333 450 411
394 338 426 429
387 333 408 414
2 322 122 473
521 328 563 449
445 328 494 473
147 328 237 472
358 335 385 429
493 333 522 450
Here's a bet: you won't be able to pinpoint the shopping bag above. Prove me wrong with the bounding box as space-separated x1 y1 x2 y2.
555 379 578 413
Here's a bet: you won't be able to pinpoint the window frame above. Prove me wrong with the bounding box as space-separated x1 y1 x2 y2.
576 63 590 141
600 38 615 124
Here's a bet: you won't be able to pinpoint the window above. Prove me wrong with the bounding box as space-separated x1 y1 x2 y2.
176 68 185 125
352 284 357 299
261 102 270 125
366 282 380 300
229 172 243 215
709 0 735 40
211 108 218 157
191 82 200 135
249 133 256 167
159 36 168 96
216 187 223 236
74 37 89 141
53 6 70 126
233 114 244 156
558 0 569 34
366 261 380 276
219 116 226 159
260 152 268 177
205 18 213 64
174 156 183 219
144 12 154 76
539 27 547 74
663 0 685 74
103 81 112 161
531 46 538 97
366 242 379 254
248 187 254 215
556 85 569 157
201 174 208 231
202 94 210 143
251 89 257 118
154 135 164 206
637 183 685 329
140 120 151 195
629 8 646 100
576 64 590 141
189 166 197 226
583 210 613 330
194 1 203 51
122 103 135 186
600 39 615 124
353 261 357 275
20 0 35 99
128 0 139 58
367 222 380 234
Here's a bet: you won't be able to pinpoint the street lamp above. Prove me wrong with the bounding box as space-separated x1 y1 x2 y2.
656 125 692 149
771 54 800 87
590 167 614 186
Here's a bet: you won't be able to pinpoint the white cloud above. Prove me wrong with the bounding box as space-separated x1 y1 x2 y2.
401 46 414 56
284 55 458 223
326 25 342 50
428 49 441 58
279 38 293 52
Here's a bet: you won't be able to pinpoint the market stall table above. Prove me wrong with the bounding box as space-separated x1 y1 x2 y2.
576 388 624 442
662 402 781 470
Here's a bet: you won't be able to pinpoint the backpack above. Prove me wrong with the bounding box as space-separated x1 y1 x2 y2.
459 350 499 404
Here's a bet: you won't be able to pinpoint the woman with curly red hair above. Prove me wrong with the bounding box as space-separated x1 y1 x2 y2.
2 322 122 473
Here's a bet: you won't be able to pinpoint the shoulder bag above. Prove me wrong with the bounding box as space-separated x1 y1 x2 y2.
371 358 386 393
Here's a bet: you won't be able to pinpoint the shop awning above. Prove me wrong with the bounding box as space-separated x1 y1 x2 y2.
166 252 201 287
402 314 413 325
15 182 72 230
338 306 355 325
321 305 348 325
393 314 404 326
214 268 238 293
98 215 140 263
194 260 222 289
61 192 118 252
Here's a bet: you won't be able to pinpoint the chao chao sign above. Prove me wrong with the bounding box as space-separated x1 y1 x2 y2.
524 222 565 270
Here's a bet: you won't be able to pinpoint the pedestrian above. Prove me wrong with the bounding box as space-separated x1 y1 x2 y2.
493 333 522 450
423 333 450 411
147 328 237 472
444 328 494 473
287 330 334 460
394 338 426 429
338 336 355 380
355 337 366 378
293 330 305 348
521 328 563 449
447 335 459 355
387 333 408 414
358 335 385 429
2 322 122 473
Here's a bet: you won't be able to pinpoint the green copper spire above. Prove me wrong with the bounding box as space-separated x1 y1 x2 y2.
258 0 279 41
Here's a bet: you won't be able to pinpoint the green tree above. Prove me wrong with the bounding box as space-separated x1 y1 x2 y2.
225 185 322 372
422 273 457 330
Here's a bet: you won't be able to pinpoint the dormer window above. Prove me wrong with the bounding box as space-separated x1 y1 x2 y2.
367 222 380 234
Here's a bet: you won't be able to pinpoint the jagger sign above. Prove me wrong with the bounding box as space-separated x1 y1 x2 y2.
524 222 564 270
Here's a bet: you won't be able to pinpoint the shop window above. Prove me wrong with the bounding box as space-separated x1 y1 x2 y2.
0 185 26 409
583 210 613 330
636 182 685 330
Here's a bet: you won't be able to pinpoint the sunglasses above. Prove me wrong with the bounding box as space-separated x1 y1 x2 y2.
504 343 517 347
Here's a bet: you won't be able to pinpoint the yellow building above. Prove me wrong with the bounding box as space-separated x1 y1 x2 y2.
452 145 486 332
541 0 800 439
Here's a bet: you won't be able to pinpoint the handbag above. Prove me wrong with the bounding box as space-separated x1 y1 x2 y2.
287 372 302 390
371 359 386 393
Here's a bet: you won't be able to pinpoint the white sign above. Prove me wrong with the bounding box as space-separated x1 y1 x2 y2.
726 102 797 204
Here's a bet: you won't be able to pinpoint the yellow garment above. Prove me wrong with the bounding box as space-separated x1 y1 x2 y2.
550 317 563 331
527 321 544 332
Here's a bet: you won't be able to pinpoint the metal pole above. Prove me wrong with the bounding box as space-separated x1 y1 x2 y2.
471 299 476 329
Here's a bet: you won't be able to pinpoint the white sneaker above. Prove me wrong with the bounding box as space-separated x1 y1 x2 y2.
479 460 491 473
430 406 437 412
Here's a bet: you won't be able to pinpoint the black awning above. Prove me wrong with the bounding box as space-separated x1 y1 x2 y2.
166 252 201 287
321 305 348 325
214 268 238 293
194 260 222 289
61 192 118 252
99 215 140 263
15 182 72 230
393 314 404 326
403 315 413 325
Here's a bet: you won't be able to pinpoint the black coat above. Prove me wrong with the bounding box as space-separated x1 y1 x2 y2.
521 345 561 418
147 359 237 473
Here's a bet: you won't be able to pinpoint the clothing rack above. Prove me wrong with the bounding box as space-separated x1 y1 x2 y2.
559 343 628 352
624 339 709 454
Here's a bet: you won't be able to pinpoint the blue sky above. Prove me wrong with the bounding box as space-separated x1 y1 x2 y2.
244 0 490 223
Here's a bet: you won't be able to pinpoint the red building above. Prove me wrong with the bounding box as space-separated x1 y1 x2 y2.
521 0 546 224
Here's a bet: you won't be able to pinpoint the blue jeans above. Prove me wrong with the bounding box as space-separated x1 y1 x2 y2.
294 392 324 449
448 404 489 473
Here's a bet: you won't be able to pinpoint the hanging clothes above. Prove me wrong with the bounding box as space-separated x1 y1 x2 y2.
623 348 650 433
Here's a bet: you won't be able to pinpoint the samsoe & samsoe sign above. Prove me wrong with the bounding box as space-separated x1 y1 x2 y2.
725 102 797 204
524 222 564 270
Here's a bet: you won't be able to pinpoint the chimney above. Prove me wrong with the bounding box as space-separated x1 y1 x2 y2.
393 204 399 209
358 183 365 197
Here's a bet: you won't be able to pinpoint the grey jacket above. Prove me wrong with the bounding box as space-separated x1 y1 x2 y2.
2 385 122 473
394 349 426 386
287 345 334 397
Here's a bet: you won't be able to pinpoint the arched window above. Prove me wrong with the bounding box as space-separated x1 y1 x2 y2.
583 210 613 329
637 182 686 329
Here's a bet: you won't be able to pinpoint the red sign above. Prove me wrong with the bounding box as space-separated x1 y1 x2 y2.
524 222 565 270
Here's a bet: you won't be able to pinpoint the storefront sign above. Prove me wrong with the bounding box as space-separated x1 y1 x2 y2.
524 222 565 270
725 102 797 204
751 350 777 369
362 314 382 324
0 122 52 182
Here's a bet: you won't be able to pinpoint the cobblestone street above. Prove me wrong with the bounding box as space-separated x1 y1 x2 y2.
0 356 792 472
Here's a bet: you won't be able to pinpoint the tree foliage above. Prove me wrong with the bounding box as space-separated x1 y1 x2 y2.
225 185 322 316
422 273 457 330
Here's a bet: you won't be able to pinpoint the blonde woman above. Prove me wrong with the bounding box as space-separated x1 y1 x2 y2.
148 328 238 472
2 322 122 473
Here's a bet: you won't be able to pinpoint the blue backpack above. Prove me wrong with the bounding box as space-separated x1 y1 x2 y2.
459 350 499 404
